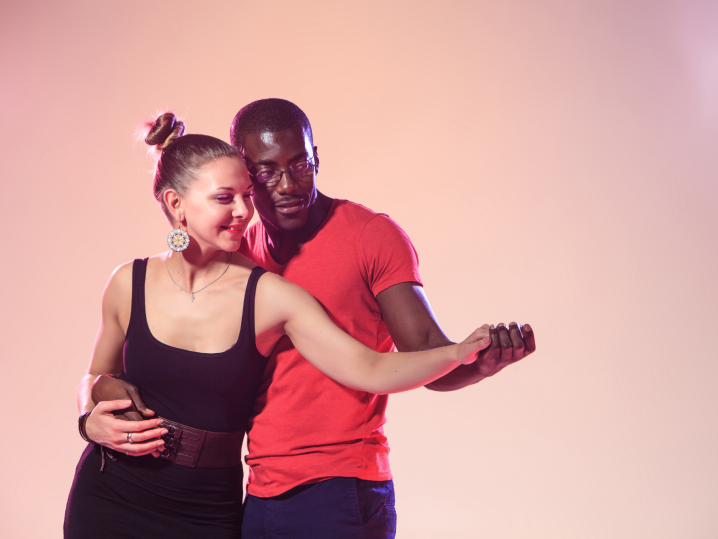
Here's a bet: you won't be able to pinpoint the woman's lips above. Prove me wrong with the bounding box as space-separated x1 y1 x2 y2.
221 225 244 236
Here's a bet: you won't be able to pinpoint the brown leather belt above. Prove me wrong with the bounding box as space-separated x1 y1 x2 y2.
157 417 243 468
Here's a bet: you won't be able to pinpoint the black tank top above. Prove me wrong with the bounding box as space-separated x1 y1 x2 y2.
64 260 269 538
122 258 268 433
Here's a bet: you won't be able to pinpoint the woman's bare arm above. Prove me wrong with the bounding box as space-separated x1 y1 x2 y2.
78 262 166 456
254 273 491 394
77 263 132 414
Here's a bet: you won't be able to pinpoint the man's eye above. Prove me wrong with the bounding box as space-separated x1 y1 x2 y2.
255 170 276 182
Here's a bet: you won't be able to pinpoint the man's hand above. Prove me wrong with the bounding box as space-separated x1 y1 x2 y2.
474 322 536 378
92 375 155 422
426 321 536 390
376 283 537 391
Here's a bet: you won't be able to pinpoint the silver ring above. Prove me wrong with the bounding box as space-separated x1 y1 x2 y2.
127 432 133 444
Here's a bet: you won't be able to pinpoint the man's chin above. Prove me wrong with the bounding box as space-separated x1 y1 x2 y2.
272 211 308 233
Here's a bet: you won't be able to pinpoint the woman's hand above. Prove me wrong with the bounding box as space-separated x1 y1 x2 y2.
456 324 493 364
85 400 167 457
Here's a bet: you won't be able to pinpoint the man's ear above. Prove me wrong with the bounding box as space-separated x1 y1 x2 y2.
313 146 319 173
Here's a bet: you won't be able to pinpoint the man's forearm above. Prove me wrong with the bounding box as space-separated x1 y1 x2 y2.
397 334 485 392
408 335 488 391
77 373 100 414
424 364 486 391
375 283 492 391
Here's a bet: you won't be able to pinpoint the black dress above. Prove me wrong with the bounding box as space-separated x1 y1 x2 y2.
64 259 267 538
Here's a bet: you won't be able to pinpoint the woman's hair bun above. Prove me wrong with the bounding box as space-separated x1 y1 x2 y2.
144 112 185 150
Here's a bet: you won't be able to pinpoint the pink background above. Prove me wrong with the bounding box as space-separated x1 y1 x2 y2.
1 1 717 537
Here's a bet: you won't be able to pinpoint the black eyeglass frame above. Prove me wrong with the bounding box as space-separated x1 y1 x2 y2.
244 154 318 186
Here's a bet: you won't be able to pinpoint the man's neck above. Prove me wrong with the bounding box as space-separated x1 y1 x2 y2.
263 192 334 265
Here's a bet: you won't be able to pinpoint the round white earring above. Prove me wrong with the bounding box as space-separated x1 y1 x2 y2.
167 227 190 252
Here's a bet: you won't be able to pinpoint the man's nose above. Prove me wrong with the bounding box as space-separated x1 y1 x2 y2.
274 170 300 194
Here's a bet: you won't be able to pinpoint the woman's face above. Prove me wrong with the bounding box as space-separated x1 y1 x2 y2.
174 156 254 253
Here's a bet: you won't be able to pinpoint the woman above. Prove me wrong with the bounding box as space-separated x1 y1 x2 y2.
63 113 493 538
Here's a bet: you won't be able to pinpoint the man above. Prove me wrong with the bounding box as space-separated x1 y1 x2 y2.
231 99 535 538
93 99 535 538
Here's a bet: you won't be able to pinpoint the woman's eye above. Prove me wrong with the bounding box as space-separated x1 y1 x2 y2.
216 196 233 203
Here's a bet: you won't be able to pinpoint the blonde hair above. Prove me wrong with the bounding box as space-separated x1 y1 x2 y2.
140 112 239 221
144 112 186 150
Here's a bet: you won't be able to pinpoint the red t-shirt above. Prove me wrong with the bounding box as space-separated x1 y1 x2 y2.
239 199 422 497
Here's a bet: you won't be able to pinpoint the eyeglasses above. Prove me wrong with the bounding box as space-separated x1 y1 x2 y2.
247 157 317 187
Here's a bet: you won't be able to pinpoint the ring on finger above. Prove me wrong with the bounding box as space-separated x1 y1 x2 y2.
127 432 133 444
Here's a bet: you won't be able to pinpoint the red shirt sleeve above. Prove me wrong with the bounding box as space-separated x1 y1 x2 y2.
359 213 422 297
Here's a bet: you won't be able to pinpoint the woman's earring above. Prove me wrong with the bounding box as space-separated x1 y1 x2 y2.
167 226 190 252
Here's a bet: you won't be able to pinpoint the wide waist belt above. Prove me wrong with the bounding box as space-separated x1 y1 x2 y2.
158 417 243 468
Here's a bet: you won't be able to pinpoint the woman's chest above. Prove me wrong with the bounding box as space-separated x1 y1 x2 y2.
144 285 246 354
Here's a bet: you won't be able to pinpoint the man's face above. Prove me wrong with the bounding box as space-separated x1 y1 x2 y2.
241 125 318 233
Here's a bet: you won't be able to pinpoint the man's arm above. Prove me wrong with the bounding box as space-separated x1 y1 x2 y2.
376 283 536 391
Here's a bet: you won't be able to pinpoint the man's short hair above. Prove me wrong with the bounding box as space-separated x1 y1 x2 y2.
230 98 313 151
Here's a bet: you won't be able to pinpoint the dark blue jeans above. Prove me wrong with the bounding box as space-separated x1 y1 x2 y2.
242 477 397 539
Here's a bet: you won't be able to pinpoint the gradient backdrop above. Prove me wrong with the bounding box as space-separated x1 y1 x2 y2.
1 1 717 537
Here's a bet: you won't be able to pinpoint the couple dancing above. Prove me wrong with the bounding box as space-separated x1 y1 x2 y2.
64 98 536 538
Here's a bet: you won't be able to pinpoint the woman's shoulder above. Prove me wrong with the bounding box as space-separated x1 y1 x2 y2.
100 258 141 310
254 270 310 306
108 254 158 285
106 259 136 288
106 253 161 295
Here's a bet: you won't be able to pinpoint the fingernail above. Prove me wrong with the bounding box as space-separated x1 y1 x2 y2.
160 429 168 435
497 323 505 328
490 324 495 329
524 324 532 332
156 420 164 425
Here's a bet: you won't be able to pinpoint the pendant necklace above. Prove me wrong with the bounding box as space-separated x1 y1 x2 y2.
165 252 233 302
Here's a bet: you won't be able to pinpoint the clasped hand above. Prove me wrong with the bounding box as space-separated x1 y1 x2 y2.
458 322 536 377
85 376 167 457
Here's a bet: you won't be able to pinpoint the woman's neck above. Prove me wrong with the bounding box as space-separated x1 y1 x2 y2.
166 246 231 291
